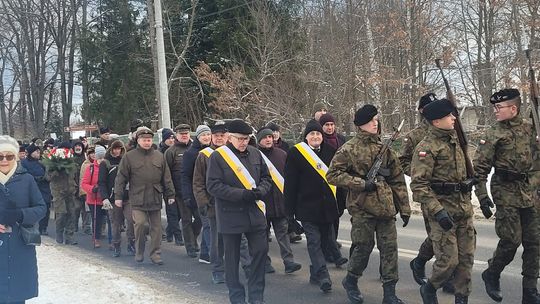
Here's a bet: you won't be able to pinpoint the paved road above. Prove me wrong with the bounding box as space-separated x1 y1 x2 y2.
45 214 526 304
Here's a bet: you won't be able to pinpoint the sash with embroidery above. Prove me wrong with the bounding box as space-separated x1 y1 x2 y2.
216 146 266 214
200 147 214 158
294 142 337 198
259 151 284 194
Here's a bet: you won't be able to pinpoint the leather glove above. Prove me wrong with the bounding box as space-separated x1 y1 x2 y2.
400 214 410 227
198 205 208 217
252 188 264 200
434 209 454 231
0 209 23 226
102 199 113 210
363 180 377 192
92 185 99 193
479 197 494 219
242 190 257 203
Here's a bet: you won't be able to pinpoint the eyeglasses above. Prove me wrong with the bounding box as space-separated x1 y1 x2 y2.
0 154 16 161
493 104 514 112
231 135 250 142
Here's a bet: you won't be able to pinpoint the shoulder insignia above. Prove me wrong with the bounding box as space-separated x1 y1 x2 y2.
403 138 409 142
418 151 427 158
479 139 486 145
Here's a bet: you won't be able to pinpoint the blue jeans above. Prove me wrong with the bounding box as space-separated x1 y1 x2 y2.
200 214 211 257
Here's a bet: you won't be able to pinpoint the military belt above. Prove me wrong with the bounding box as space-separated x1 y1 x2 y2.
494 168 528 182
430 182 470 195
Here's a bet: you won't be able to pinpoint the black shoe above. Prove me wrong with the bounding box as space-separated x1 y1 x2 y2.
166 235 173 243
442 280 455 294
523 288 540 304
481 270 502 302
319 277 332 293
113 246 121 258
410 258 427 286
174 235 184 246
56 235 64 244
265 263 276 274
342 274 363 304
187 249 198 258
382 281 405 304
199 254 211 264
127 241 136 256
212 272 225 284
455 294 468 304
420 282 438 304
335 257 348 268
65 240 78 245
284 262 302 274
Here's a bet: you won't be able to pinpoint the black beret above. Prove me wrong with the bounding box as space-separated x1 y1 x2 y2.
26 144 41 155
423 98 456 121
228 120 253 135
354 104 378 126
303 119 324 138
256 127 274 143
211 121 228 134
100 127 111 134
490 89 520 104
418 93 437 110
174 124 191 133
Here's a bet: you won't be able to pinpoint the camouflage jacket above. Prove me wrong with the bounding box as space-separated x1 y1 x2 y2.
327 130 411 219
399 118 430 176
410 125 473 219
473 116 533 208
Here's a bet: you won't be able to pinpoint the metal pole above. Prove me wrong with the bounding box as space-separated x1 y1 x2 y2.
153 0 171 129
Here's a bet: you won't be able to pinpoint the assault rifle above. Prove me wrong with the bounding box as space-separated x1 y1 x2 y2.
435 59 475 178
525 49 540 139
365 120 405 183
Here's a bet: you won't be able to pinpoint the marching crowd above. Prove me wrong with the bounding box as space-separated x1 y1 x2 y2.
1 89 540 304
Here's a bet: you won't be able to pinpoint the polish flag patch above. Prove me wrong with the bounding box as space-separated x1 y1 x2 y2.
479 139 486 145
418 151 427 158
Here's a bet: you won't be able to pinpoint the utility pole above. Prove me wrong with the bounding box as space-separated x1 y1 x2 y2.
153 0 171 129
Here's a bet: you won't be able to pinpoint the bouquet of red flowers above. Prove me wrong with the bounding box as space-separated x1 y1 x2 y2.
42 147 77 172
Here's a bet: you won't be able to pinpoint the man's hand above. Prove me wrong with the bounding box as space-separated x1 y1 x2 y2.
102 199 113 210
252 188 264 200
168 198 175 205
0 224 6 233
114 200 123 208
92 185 99 193
479 197 494 219
242 190 257 203
400 214 410 227
435 209 454 231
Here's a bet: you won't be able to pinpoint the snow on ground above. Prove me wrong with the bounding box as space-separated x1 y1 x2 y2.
28 240 196 304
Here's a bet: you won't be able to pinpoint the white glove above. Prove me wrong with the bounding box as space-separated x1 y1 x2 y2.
102 199 113 210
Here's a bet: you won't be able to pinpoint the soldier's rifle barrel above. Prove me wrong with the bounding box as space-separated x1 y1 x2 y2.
525 49 540 139
366 120 404 182
435 59 475 178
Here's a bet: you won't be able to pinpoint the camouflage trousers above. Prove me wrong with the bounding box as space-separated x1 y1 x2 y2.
348 215 398 283
54 195 78 242
418 207 434 261
488 205 540 288
428 216 475 296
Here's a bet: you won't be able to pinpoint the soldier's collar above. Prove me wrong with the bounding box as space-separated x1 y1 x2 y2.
499 115 522 128
428 124 455 139
356 129 380 142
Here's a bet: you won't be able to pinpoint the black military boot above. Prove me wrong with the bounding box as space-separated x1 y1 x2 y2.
410 257 428 286
127 240 136 256
455 294 468 304
382 281 405 304
442 281 455 294
420 282 438 304
112 244 121 258
481 269 502 302
342 273 363 304
523 288 540 304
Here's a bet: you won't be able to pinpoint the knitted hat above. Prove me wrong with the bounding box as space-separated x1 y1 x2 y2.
490 89 520 104
0 135 19 156
174 124 191 133
95 145 107 159
423 99 455 121
312 102 327 113
228 120 252 135
418 93 437 110
303 119 324 138
319 113 335 126
195 125 211 139
256 128 274 143
161 128 174 143
211 120 228 134
26 144 41 156
354 105 378 126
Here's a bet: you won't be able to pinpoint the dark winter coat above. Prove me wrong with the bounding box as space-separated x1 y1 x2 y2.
193 146 217 218
0 165 46 302
274 138 290 152
206 144 273 234
180 138 206 208
258 146 287 219
98 144 127 201
21 157 52 204
284 142 339 224
114 146 175 211
164 140 192 199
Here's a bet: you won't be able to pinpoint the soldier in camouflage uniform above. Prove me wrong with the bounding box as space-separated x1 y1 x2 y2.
410 99 476 304
473 89 540 304
327 104 411 304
